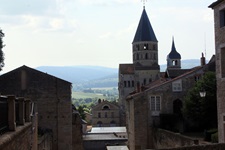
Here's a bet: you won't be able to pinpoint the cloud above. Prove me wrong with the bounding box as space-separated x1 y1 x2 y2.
78 0 138 6
99 32 113 39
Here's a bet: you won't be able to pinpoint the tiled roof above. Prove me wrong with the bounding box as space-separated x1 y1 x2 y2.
119 64 134 74
209 0 224 8
166 69 191 79
132 8 157 43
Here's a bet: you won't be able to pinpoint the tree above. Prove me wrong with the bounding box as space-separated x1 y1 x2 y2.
77 105 86 120
183 72 217 130
0 29 5 71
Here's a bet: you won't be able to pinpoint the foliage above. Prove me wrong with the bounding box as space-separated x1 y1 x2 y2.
0 29 5 71
72 87 118 109
77 105 87 120
211 132 218 143
183 72 217 130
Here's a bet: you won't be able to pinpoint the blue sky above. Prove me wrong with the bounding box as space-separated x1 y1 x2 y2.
0 0 215 73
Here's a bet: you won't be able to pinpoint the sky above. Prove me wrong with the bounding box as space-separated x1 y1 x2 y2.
0 0 216 73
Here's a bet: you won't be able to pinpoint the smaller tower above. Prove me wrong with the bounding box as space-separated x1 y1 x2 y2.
167 37 181 69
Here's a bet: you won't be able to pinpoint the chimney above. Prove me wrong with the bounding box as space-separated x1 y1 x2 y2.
201 52 206 66
136 82 140 93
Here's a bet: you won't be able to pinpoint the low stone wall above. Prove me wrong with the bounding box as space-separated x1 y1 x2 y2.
0 123 32 150
155 143 225 150
154 129 198 149
38 132 53 150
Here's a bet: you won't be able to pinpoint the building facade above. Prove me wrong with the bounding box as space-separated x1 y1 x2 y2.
126 57 215 150
209 0 225 143
92 100 120 127
118 7 160 125
0 65 74 150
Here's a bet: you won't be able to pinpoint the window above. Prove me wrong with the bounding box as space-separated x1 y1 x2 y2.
221 48 225 78
98 112 101 118
136 44 140 50
145 53 148 59
132 81 134 87
137 54 139 60
144 44 148 50
172 80 182 92
220 9 225 28
143 79 146 85
103 105 110 110
124 81 127 87
150 96 161 111
153 44 157 50
128 81 131 87
111 112 114 118
105 112 107 118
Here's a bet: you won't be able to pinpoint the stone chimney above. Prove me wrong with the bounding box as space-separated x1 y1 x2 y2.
201 52 206 66
136 82 140 93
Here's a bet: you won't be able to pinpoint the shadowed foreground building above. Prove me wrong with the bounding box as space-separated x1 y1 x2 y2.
0 65 83 150
209 0 225 143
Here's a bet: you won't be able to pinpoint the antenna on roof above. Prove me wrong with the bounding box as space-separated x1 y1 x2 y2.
204 32 207 60
141 0 147 9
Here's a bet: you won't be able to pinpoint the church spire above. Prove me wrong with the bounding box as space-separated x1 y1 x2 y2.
167 37 181 69
168 37 181 59
132 7 157 43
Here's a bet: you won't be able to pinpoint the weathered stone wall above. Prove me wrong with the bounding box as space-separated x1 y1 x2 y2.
0 123 33 150
0 66 72 150
211 0 225 143
92 101 120 127
38 133 53 150
72 112 84 150
153 143 225 150
153 129 198 149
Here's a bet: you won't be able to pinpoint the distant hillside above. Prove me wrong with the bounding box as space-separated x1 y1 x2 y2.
36 66 118 83
160 59 202 72
36 59 202 89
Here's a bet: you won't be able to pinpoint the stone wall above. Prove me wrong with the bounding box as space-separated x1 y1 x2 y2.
0 66 73 150
72 112 84 150
0 123 33 150
38 132 53 150
210 0 225 143
152 143 225 150
153 129 198 149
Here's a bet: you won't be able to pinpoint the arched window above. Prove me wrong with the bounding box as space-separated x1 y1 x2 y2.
97 121 102 127
110 120 116 127
102 105 110 110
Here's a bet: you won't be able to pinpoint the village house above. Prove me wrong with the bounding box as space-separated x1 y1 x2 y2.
92 100 120 127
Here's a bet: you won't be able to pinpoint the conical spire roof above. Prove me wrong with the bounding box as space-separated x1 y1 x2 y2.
168 37 181 59
132 8 157 43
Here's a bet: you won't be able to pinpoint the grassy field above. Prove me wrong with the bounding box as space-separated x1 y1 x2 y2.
72 91 107 99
